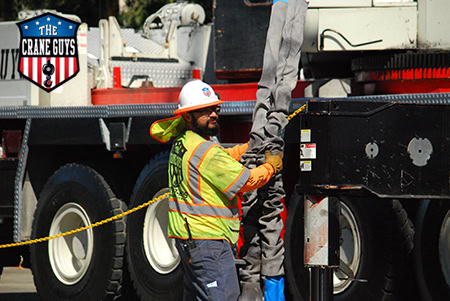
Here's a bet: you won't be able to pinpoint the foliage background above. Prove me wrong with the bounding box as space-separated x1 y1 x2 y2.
0 0 211 29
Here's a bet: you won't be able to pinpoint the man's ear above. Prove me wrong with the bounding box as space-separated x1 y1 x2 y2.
182 112 192 123
182 112 193 129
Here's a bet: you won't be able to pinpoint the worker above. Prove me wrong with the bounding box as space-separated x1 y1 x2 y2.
149 80 283 301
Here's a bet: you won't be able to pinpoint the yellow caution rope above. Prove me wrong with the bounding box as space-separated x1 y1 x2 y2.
0 192 169 249
288 104 307 121
0 103 307 249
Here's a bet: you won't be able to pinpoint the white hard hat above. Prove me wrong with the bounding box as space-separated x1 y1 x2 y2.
174 80 223 115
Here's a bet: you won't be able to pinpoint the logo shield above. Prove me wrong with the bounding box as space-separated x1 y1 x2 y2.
17 13 80 93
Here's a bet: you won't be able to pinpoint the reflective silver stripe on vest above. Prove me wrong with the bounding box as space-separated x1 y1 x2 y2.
223 167 251 200
189 140 214 204
168 199 239 218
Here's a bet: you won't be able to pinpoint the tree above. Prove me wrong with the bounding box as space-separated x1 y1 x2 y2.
2 0 211 29
4 0 118 27
119 0 172 29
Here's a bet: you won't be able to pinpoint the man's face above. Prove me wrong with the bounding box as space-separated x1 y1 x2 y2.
190 105 221 137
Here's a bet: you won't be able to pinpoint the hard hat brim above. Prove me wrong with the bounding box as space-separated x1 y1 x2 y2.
174 99 223 115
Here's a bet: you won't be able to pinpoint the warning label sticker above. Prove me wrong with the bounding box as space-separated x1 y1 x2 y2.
300 160 312 171
301 129 311 142
301 143 316 159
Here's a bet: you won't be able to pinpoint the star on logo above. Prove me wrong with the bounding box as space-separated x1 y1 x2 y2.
24 25 28 29
35 21 39 25
69 25 73 29
47 17 51 21
58 21 62 25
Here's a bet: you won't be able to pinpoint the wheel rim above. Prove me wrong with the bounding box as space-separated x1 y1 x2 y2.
49 202 94 285
334 201 362 294
439 209 450 287
143 188 180 274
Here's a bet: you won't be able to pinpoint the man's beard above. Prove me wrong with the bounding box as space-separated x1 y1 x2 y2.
192 117 220 137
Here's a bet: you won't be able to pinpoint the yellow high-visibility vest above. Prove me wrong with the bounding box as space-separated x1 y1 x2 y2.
168 130 251 244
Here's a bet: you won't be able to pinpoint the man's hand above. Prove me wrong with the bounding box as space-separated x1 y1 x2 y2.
265 150 283 174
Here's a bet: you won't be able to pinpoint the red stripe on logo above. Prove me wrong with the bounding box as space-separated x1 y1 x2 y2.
73 58 77 74
55 57 60 85
27 58 32 79
65 58 69 79
37 57 42 86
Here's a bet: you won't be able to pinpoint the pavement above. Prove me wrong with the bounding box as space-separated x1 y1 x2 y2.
0 267 39 301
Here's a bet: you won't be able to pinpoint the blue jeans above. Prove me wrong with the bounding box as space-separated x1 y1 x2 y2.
175 239 240 301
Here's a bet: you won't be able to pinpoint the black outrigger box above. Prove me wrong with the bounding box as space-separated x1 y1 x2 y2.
297 99 450 200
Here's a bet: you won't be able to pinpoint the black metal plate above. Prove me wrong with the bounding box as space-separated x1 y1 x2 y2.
214 0 271 74
298 100 450 199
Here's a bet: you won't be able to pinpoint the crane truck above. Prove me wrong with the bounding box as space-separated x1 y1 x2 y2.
0 0 448 301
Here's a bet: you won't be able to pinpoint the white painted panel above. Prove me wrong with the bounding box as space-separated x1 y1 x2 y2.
0 80 39 106
373 0 416 6
309 0 372 8
303 9 319 52
418 0 450 49
317 7 417 51
0 22 20 49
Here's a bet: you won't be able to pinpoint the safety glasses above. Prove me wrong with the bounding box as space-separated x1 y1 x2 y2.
193 105 221 115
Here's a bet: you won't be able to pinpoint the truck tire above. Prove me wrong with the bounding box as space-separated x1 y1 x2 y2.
285 195 414 301
414 199 450 301
126 152 183 301
30 164 126 301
